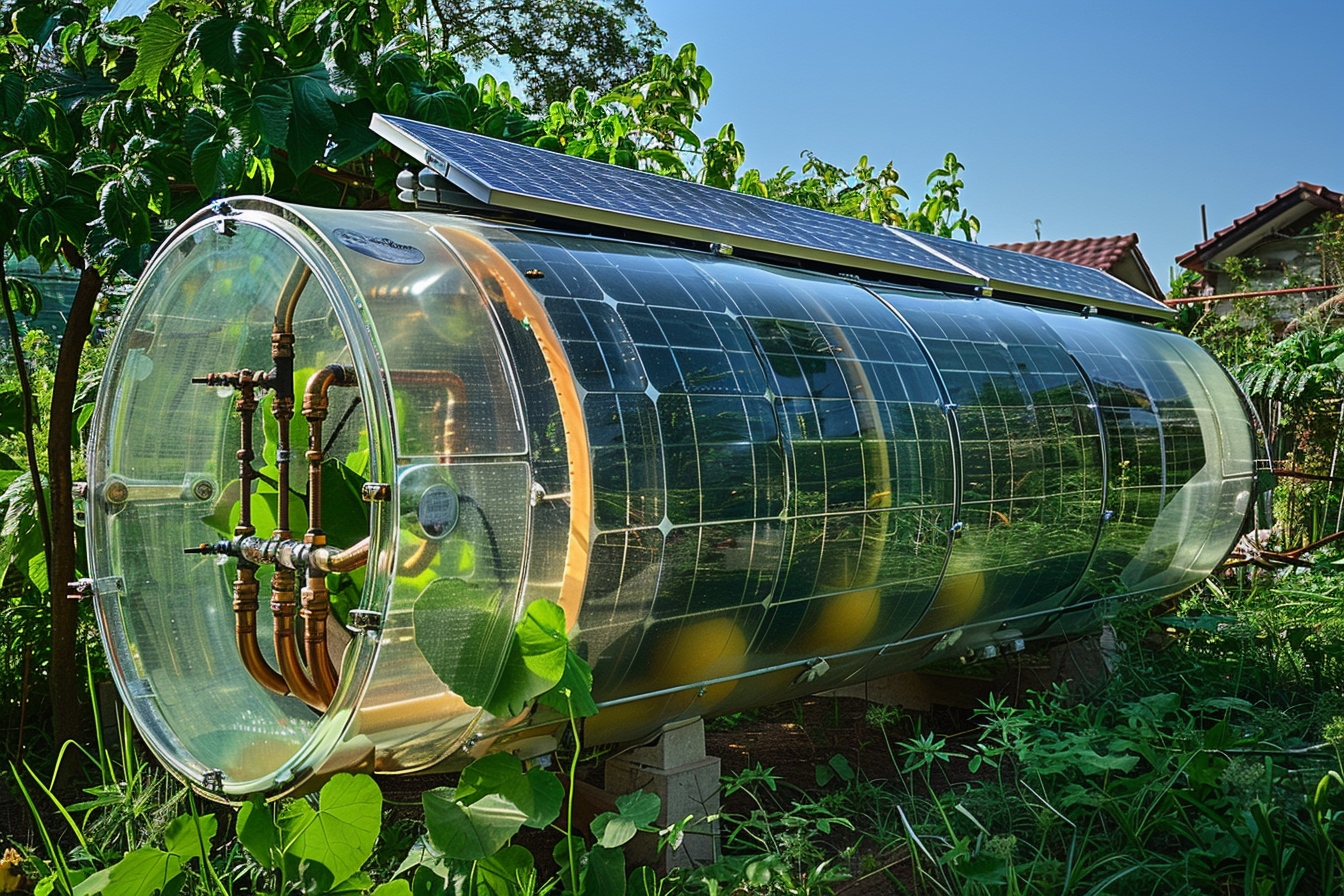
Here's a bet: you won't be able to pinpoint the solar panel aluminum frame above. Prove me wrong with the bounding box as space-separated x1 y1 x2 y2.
369 114 1174 321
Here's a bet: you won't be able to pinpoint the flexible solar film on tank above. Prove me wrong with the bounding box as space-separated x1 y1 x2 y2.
369 115 1172 319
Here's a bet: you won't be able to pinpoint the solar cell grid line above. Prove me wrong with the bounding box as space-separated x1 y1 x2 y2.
375 115 1178 318
882 292 1106 626
372 115 983 283
896 230 1173 318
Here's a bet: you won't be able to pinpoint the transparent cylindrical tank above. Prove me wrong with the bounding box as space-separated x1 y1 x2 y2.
87 198 1257 797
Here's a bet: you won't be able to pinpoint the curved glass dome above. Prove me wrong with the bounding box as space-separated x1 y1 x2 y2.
88 198 1258 797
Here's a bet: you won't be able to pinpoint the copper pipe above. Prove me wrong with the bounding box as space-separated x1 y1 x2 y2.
272 566 325 709
234 376 287 695
400 539 441 577
309 537 370 574
302 365 358 534
299 365 358 706
234 566 287 694
274 260 312 337
1166 283 1343 306
268 260 325 709
388 369 465 456
301 563 339 702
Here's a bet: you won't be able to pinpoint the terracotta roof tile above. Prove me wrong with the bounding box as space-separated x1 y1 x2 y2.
992 234 1140 272
1176 181 1344 271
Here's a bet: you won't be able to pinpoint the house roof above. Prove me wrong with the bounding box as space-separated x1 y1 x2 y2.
1177 181 1344 275
992 234 1165 300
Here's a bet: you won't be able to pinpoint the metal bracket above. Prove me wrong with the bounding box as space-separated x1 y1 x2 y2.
362 482 391 503
68 576 125 601
346 609 383 634
793 656 830 685
949 521 965 538
1101 509 1116 523
101 475 216 507
201 769 225 792
210 200 236 236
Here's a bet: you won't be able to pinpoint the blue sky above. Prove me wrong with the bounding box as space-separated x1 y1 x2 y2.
638 0 1344 287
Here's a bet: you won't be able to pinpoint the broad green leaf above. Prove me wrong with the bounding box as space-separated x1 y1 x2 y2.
552 836 586 894
25 544 47 592
584 845 626 896
411 576 507 706
328 871 373 896
3 277 42 317
237 794 279 868
279 773 382 884
0 74 24 123
591 790 660 849
73 848 182 896
627 866 657 896
455 753 563 829
371 881 412 896
13 5 52 43
326 100 383 166
230 19 274 77
536 649 598 718
250 80 293 149
192 133 246 199
14 98 73 154
484 600 573 718
285 0 323 38
190 16 238 76
120 11 185 96
164 814 217 861
411 91 471 130
190 143 229 199
517 600 567 681
2 154 66 204
473 845 534 896
393 835 452 882
423 789 527 861
98 176 151 247
287 67 339 172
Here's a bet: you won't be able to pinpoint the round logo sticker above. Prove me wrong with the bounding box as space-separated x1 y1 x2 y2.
333 228 425 265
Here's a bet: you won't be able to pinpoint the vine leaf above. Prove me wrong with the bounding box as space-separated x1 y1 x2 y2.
119 11 185 96
591 790 660 849
423 789 528 861
278 773 382 884
455 753 563 830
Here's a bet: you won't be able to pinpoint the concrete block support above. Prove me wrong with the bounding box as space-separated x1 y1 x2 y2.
603 718 720 870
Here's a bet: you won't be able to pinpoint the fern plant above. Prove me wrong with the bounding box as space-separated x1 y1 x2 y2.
1236 309 1344 402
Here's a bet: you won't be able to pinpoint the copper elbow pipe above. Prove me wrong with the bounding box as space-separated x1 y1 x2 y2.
387 369 465 456
233 378 288 695
302 364 358 534
309 538 370 574
301 566 339 703
298 364 359 706
272 567 325 710
400 539 442 577
234 566 288 695
274 260 311 337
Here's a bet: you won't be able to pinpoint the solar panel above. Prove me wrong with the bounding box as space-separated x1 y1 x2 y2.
370 114 1172 319
896 231 1166 315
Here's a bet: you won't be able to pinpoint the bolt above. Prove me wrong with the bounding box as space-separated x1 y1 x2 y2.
104 480 129 504
192 480 215 501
